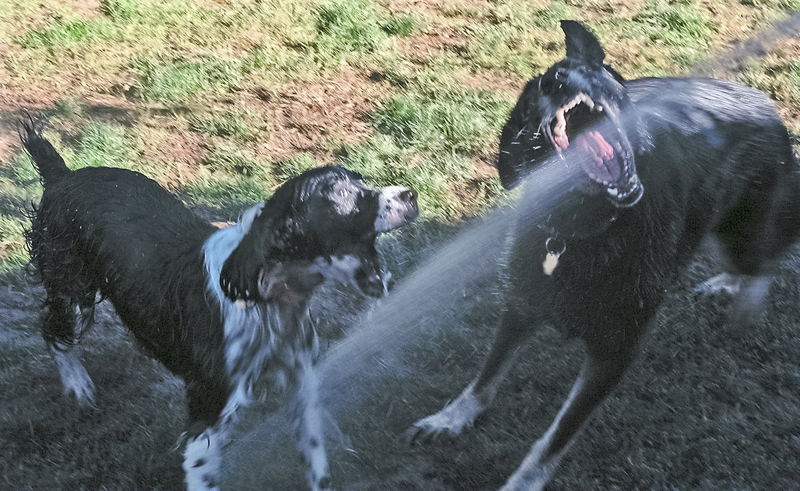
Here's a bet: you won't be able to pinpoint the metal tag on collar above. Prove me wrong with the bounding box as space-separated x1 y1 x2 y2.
543 236 566 276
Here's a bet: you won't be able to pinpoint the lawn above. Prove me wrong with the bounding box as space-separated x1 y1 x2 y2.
1 0 799 489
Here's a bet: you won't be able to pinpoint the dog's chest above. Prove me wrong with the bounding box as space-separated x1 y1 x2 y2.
223 305 312 408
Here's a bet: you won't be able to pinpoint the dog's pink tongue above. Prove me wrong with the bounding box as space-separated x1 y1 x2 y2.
578 131 618 182
554 132 569 151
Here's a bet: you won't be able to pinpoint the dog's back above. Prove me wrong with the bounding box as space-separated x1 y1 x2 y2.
627 77 800 265
21 122 221 372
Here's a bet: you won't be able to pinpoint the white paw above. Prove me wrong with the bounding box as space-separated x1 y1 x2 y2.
407 386 484 443
53 348 95 406
64 375 95 406
183 431 222 491
694 273 742 296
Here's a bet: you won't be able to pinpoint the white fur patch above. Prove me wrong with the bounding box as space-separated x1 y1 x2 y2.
202 203 278 420
52 343 95 406
411 383 485 437
500 372 587 491
694 272 742 295
330 179 359 215
183 428 223 491
296 353 331 490
375 186 414 233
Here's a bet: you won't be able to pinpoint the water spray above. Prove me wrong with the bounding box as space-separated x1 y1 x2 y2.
225 10 800 483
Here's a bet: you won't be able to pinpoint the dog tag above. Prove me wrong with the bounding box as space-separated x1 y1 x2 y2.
543 237 566 276
542 252 560 276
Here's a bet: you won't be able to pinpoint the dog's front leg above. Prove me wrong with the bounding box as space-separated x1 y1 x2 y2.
182 425 225 491
410 304 537 440
295 352 331 491
500 343 637 491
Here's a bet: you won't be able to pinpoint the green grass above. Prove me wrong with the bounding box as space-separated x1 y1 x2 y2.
739 56 800 107
274 152 319 182
134 56 243 104
314 0 421 55
180 174 273 218
315 0 391 54
188 107 262 141
99 0 139 21
372 89 512 154
201 143 270 178
633 1 716 48
18 19 114 49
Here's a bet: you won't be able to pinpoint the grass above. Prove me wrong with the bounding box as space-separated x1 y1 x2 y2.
372 89 511 154
1 0 799 489
134 56 243 104
188 106 263 141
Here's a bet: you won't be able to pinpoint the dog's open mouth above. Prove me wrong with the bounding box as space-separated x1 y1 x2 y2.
547 93 643 208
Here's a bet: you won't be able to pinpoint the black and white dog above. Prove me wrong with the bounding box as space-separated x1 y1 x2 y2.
410 21 800 489
20 119 418 490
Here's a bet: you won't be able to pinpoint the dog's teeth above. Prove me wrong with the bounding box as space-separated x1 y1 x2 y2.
554 110 567 135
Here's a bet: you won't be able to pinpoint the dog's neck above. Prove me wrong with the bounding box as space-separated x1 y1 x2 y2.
539 199 619 242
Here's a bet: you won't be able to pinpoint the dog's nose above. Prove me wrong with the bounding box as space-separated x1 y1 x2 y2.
400 189 416 204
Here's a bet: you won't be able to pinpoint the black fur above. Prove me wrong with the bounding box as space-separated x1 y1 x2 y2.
17 115 69 186
20 119 417 488
412 20 800 489
219 166 396 302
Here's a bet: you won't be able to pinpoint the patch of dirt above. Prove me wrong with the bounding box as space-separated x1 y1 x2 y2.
455 69 524 96
247 69 384 163
580 0 648 17
471 152 498 180
147 128 207 167
58 0 103 20
396 29 466 61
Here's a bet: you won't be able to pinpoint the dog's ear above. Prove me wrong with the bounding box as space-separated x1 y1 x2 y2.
219 226 271 302
561 20 605 66
603 64 625 84
218 203 285 302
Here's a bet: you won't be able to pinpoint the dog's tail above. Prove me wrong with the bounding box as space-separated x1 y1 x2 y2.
18 115 69 186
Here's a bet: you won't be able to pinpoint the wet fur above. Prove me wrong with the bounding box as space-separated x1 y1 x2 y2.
20 120 417 490
411 21 800 489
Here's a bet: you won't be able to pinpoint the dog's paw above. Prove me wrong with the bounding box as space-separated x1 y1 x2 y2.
693 273 742 297
407 388 484 444
406 415 463 444
65 377 96 407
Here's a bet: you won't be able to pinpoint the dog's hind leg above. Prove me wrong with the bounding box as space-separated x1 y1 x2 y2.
706 189 789 329
409 303 536 441
500 342 637 491
43 291 97 406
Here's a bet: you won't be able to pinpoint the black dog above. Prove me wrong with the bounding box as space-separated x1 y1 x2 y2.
410 21 799 489
20 119 418 490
